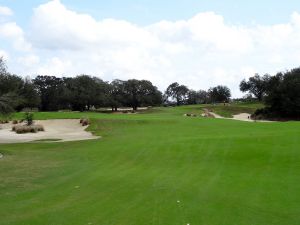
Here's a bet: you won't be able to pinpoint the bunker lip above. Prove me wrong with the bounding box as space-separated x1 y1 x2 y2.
0 119 100 144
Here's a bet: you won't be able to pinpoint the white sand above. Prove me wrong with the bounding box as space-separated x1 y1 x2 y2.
208 112 273 122
0 119 99 144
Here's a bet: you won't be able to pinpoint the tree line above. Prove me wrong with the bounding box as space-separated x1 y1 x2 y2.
239 68 300 119
2 55 300 120
0 57 232 114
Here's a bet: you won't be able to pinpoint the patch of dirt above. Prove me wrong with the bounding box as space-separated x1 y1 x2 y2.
0 119 100 144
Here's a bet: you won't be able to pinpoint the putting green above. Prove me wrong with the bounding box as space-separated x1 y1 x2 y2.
1 105 300 225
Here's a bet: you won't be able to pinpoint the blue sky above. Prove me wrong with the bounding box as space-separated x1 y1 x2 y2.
2 0 300 26
1 0 300 97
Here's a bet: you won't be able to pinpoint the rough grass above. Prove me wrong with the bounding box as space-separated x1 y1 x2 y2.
1 105 300 225
12 124 45 134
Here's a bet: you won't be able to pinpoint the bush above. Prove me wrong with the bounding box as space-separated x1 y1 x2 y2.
12 124 45 134
12 120 18 124
81 119 90 126
24 112 34 126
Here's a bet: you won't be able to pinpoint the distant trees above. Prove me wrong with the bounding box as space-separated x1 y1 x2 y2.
108 79 126 111
33 76 65 111
66 75 109 111
263 68 300 118
187 90 209 105
0 58 40 115
119 79 162 110
164 82 232 105
0 56 236 113
240 67 300 119
165 82 189 106
0 93 16 116
239 74 270 101
208 85 231 103
31 75 162 111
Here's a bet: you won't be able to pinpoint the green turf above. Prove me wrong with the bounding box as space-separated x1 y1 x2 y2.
1 105 300 225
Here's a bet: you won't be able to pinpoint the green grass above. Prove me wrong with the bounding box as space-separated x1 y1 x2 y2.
1 105 300 225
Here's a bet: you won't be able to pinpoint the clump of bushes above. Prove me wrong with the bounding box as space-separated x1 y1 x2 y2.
12 124 45 134
0 120 9 124
11 112 45 134
184 113 197 117
80 118 90 126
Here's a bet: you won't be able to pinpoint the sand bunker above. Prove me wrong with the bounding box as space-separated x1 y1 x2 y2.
0 119 99 144
206 112 273 122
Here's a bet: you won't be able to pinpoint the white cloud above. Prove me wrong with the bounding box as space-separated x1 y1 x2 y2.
0 49 8 59
0 22 31 51
0 6 13 16
3 0 300 97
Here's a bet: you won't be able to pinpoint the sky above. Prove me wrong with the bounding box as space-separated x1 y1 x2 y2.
1 0 300 97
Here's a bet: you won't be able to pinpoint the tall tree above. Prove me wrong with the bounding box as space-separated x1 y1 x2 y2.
263 68 300 118
123 79 162 110
17 77 41 110
108 79 126 111
165 82 189 106
240 74 270 101
187 89 209 105
208 85 231 103
0 93 16 116
0 57 7 74
33 75 65 111
67 75 108 111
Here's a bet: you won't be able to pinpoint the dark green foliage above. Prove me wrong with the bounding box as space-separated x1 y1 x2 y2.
187 89 208 104
33 75 67 111
0 58 40 112
24 112 34 126
208 85 231 103
123 79 162 110
66 75 109 111
240 74 270 101
263 68 300 119
0 93 16 115
165 82 189 105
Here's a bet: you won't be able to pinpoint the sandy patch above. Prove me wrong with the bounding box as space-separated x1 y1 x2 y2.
208 112 273 122
0 119 99 144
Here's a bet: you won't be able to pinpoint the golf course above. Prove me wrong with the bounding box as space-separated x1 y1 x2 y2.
1 104 300 225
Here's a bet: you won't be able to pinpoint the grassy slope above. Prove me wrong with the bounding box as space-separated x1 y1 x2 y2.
1 106 300 225
205 102 264 118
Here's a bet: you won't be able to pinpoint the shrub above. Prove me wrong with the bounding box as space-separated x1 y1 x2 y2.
12 120 18 124
24 112 34 126
81 119 90 126
12 124 45 134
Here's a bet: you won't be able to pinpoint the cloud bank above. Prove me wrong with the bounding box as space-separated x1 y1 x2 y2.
1 0 300 96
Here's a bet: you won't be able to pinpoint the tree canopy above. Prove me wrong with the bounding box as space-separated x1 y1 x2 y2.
208 85 231 103
240 74 270 101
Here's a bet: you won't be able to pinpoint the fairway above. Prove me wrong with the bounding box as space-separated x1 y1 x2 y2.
1 106 300 225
